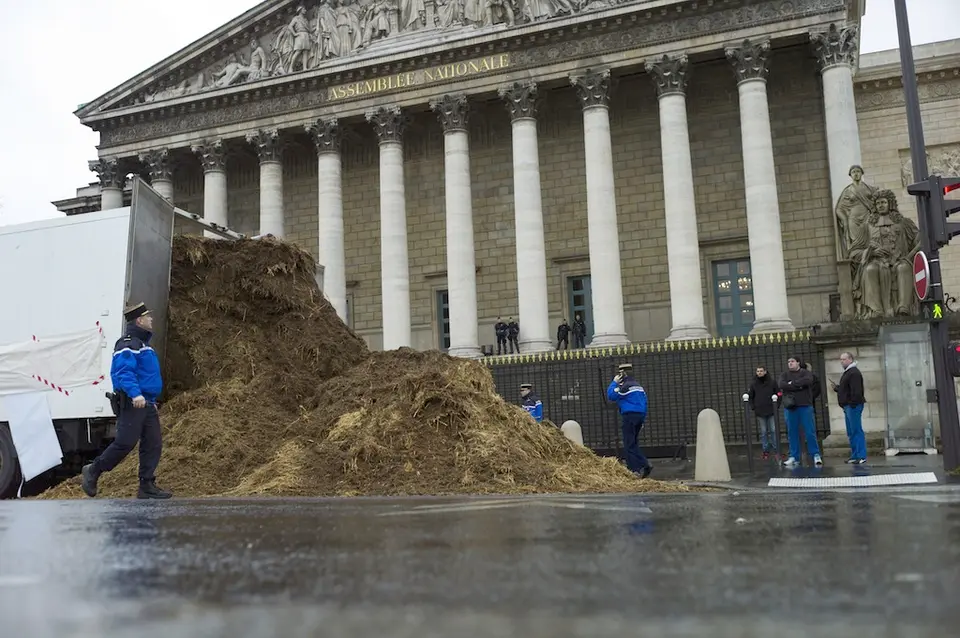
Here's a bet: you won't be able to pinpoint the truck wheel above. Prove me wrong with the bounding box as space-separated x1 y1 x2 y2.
0 424 21 499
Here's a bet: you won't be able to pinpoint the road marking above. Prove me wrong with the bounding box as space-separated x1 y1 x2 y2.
768 472 938 488
378 497 653 516
890 493 960 504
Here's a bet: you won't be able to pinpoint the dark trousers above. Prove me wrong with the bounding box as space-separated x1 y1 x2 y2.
621 412 649 473
95 404 163 482
574 334 585 348
557 337 568 350
508 336 519 353
496 336 507 354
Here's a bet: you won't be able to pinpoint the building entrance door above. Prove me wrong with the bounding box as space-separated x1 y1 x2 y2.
567 275 594 346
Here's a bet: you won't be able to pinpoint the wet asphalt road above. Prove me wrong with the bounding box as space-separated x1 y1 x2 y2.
2 489 960 637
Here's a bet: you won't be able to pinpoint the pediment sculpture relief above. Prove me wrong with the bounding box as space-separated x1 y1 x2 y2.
139 0 627 104
836 165 921 320
899 144 960 188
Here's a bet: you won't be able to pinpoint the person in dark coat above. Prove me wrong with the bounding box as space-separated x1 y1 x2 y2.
778 355 823 468
572 314 587 348
747 365 779 460
494 317 508 355
520 383 543 423
507 318 520 354
831 351 867 464
556 319 570 350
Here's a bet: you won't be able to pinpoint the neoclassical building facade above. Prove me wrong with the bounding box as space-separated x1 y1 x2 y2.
57 0 871 354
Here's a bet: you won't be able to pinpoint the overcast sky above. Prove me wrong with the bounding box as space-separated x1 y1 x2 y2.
0 0 957 226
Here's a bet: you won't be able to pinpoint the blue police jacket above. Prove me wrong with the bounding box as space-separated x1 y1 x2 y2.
521 393 544 423
606 376 647 415
111 323 163 403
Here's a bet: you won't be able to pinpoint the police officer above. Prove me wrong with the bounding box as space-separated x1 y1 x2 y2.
606 363 652 478
556 319 570 350
507 317 520 353
494 317 508 355
572 314 587 349
81 302 172 500
520 383 543 423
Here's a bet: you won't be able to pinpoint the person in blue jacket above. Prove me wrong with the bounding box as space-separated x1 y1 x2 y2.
81 302 172 500
520 383 543 423
607 363 652 478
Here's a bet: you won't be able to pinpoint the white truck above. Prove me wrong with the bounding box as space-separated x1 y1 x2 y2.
0 179 246 498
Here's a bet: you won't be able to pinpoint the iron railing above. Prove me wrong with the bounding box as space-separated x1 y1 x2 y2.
484 331 830 456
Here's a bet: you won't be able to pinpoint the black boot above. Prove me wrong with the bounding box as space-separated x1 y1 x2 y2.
81 463 101 497
137 480 172 500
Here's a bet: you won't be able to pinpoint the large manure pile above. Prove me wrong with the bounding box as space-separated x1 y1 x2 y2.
41 236 687 499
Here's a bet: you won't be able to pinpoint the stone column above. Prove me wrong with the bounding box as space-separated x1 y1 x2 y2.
498 81 553 353
139 149 174 202
811 24 863 214
570 69 629 347
246 129 285 238
191 139 228 238
645 55 711 341
431 94 482 358
89 158 125 211
725 40 794 333
306 117 348 323
367 106 412 350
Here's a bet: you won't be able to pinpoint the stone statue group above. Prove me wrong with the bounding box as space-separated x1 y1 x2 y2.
202 0 622 91
835 164 921 320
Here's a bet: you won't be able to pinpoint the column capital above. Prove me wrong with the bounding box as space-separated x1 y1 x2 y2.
644 54 690 97
191 139 227 172
810 23 859 71
570 69 612 109
246 129 283 163
138 149 173 182
725 39 772 85
366 105 407 144
88 157 125 189
306 117 341 154
430 94 469 132
498 81 539 120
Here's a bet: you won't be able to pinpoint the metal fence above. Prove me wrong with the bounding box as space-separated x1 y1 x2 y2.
483 331 830 457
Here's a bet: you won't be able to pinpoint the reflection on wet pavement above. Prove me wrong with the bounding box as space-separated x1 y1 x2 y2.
2 491 959 637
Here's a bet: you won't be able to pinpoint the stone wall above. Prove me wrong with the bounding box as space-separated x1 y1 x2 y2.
171 44 835 351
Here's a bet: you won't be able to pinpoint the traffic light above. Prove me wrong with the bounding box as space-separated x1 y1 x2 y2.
947 341 960 378
908 175 960 248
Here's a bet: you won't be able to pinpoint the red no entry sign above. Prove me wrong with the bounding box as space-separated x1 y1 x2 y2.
914 251 930 301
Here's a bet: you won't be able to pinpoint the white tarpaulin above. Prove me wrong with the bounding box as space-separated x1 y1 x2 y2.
1 392 62 486
0 328 104 397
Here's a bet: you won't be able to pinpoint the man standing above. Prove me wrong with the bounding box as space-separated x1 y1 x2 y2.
831 351 866 464
507 317 520 354
556 319 570 350
778 355 823 468
520 383 543 423
606 363 652 478
572 314 587 349
494 317 508 355
81 303 172 500
747 365 779 460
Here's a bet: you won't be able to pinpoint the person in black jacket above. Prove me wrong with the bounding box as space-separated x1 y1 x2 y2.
507 318 520 354
556 319 570 350
572 314 587 349
747 366 779 460
831 351 867 464
494 317 508 355
778 355 823 468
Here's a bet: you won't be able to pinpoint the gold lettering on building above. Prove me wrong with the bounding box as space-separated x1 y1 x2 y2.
326 54 511 102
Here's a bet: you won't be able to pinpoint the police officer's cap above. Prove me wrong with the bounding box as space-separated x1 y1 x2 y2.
124 302 151 322
617 363 633 371
520 383 533 389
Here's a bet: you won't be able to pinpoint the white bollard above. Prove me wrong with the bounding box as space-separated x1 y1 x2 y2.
560 420 584 446
695 408 732 482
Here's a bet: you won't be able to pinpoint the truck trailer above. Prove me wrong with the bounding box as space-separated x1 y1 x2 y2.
0 179 246 498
